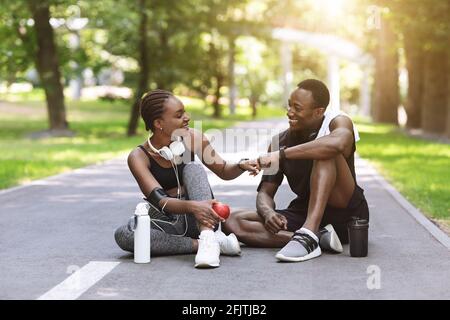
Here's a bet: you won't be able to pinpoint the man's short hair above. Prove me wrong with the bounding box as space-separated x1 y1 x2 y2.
297 79 330 109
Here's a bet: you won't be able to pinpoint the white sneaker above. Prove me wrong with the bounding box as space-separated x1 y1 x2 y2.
195 230 220 268
215 230 241 256
275 228 321 262
319 224 343 253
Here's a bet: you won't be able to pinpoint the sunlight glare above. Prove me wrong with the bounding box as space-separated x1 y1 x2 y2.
313 0 345 17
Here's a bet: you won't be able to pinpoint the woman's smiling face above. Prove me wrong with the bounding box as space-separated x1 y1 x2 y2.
155 96 190 135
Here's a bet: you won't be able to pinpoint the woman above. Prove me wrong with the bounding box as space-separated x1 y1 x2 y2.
114 89 259 268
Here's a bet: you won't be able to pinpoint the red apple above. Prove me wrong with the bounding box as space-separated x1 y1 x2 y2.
212 202 230 220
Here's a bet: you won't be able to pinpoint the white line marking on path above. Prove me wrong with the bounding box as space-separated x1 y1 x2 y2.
37 261 121 300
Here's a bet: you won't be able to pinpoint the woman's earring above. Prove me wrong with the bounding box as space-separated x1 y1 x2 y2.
160 127 163 131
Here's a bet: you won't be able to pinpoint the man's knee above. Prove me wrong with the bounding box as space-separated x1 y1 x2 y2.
314 153 351 169
311 154 355 208
312 156 338 171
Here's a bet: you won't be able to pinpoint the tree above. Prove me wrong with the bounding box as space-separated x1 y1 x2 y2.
183 0 252 118
383 0 449 134
208 32 227 118
403 27 424 129
89 0 241 130
247 72 267 118
447 58 450 138
421 45 448 134
372 12 399 124
235 36 279 118
0 1 35 85
28 0 69 133
127 0 149 136
388 1 427 130
419 1 448 135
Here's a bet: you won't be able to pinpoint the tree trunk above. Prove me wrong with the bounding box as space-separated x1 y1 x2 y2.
250 95 258 119
228 36 236 115
28 0 68 131
127 0 149 137
212 74 223 118
155 29 170 90
209 41 222 118
447 72 450 138
403 30 424 129
422 48 448 134
373 17 399 124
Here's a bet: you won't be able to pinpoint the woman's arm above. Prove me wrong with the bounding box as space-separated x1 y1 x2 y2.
186 129 259 180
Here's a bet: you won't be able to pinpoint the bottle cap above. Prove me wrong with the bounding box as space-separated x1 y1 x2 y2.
348 217 369 229
134 202 150 216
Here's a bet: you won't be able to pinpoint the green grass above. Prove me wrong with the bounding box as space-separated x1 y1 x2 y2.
0 90 284 190
355 120 450 231
0 87 47 102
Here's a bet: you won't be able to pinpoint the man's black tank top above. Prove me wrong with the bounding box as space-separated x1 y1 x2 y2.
258 129 358 209
137 145 194 190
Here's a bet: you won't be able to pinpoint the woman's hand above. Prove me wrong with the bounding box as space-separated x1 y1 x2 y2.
188 199 224 229
238 159 260 176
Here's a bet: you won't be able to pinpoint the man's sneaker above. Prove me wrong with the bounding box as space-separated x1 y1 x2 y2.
215 230 241 256
195 230 220 268
275 228 321 262
319 224 343 253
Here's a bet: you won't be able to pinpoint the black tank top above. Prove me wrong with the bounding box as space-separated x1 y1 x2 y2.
138 145 194 190
257 129 358 209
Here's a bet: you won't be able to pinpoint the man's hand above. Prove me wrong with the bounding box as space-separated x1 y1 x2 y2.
263 212 288 234
238 159 260 176
256 151 280 175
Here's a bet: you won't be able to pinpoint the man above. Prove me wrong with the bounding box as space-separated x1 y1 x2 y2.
223 79 369 262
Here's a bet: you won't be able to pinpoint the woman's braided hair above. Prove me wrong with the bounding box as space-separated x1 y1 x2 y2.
140 89 173 131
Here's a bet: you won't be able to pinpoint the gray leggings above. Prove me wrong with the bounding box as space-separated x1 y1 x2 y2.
114 162 213 256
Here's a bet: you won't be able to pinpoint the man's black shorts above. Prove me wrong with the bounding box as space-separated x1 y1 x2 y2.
275 185 369 244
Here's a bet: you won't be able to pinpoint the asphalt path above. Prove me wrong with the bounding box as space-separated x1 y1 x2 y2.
1 119 449 300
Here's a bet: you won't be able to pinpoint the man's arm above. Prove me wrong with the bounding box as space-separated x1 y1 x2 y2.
256 181 278 220
257 181 287 233
284 115 354 160
258 116 355 168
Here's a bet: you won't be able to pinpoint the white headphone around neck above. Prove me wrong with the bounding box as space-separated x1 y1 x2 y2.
147 135 185 161
139 134 188 237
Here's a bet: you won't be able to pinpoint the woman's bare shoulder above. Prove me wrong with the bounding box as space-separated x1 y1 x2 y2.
128 146 150 168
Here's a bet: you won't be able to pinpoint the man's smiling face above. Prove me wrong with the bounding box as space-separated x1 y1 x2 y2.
287 88 325 131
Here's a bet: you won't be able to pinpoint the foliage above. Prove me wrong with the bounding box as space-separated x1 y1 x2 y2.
356 120 450 226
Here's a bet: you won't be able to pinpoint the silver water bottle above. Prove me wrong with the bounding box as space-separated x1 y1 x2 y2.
133 202 151 263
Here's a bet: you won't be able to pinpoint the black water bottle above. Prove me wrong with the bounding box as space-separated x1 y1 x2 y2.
348 217 369 257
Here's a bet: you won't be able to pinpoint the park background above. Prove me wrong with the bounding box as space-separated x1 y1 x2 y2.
1 0 449 235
